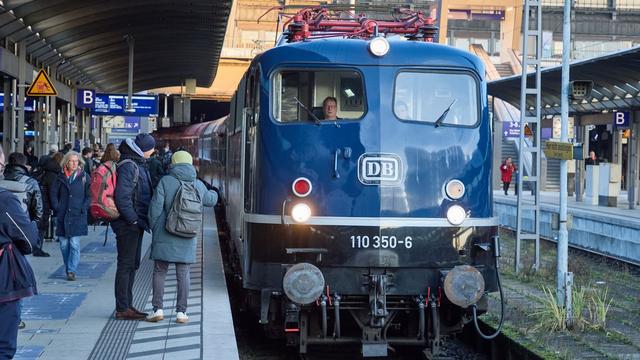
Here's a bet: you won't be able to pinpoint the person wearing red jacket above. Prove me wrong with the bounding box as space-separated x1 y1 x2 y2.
500 157 516 195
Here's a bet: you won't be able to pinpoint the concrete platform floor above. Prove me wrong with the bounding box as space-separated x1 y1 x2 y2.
14 209 238 360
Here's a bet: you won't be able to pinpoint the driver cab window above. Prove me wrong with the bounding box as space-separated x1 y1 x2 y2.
273 70 365 122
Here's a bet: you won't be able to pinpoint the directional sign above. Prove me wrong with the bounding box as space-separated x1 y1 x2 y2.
27 69 58 96
77 89 95 108
613 111 630 128
92 94 158 117
502 121 520 138
544 141 574 160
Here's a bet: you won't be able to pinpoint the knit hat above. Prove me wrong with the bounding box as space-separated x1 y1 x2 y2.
50 144 59 152
171 151 193 165
134 133 155 152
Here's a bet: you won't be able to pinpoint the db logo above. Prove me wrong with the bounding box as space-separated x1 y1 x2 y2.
358 153 403 186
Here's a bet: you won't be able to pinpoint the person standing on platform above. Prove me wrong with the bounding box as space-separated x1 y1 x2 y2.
112 134 155 320
500 157 516 195
24 145 38 171
145 151 217 324
38 153 63 244
585 150 600 166
0 153 46 257
0 147 40 360
101 143 120 164
81 147 94 175
148 150 165 189
51 151 91 281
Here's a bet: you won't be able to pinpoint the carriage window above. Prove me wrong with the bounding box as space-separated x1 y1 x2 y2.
273 70 365 122
394 72 478 126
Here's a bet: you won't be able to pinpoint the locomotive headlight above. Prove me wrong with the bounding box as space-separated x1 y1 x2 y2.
291 203 312 223
369 37 390 57
446 205 467 226
445 179 465 200
443 265 485 308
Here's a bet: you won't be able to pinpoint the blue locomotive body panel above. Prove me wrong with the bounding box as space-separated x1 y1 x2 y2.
251 39 492 219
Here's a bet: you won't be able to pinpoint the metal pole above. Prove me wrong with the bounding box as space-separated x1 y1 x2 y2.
557 0 571 308
11 78 17 153
126 35 134 112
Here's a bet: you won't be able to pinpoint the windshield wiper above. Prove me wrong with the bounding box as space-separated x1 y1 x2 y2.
433 98 457 128
293 97 321 125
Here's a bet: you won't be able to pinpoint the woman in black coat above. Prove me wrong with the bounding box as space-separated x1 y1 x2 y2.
51 151 90 281
38 153 62 240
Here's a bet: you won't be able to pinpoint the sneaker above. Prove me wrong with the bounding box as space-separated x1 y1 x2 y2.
146 309 164 322
18 320 25 329
32 248 50 257
176 312 188 324
115 309 145 320
67 272 76 281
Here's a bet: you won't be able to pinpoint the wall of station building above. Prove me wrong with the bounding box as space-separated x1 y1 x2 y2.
446 0 640 61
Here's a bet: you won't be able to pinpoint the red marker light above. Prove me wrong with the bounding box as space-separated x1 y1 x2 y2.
292 177 312 197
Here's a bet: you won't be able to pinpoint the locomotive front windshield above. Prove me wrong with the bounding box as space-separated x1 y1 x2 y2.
394 71 479 126
273 70 365 122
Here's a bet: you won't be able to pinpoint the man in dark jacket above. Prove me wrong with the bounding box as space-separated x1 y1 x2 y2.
113 133 155 320
147 150 165 189
0 153 47 257
0 148 39 359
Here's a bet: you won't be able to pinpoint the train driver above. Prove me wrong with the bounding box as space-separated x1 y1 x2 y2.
395 100 410 119
322 96 338 120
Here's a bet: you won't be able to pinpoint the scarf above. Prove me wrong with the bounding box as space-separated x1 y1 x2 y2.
64 168 79 182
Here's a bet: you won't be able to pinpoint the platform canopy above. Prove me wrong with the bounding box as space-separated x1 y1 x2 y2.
0 0 232 92
488 45 640 116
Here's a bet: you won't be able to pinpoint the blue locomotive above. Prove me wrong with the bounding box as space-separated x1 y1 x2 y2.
216 8 503 357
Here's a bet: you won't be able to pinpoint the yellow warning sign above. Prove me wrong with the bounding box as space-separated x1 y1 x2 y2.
27 69 58 96
524 124 533 136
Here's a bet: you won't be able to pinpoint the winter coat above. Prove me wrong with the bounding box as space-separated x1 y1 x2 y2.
148 164 217 264
51 170 91 237
0 188 39 303
83 156 94 175
38 158 62 221
25 152 38 170
148 156 165 189
500 162 515 183
3 164 44 222
114 139 153 230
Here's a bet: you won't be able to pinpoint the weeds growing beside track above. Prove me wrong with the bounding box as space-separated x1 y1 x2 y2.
480 229 640 359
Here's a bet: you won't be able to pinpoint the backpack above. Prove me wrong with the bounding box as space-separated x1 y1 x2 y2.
89 159 138 222
0 177 30 214
165 178 203 238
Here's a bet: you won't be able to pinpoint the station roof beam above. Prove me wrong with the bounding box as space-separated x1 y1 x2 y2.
0 0 232 92
489 45 640 116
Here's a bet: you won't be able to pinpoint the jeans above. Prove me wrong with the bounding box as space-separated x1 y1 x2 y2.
152 261 190 313
0 300 20 359
113 221 143 312
59 236 81 274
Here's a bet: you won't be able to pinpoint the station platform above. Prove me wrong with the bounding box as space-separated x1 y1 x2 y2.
14 209 238 360
494 190 640 264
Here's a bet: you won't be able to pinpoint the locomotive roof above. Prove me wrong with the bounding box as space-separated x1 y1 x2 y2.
257 37 485 75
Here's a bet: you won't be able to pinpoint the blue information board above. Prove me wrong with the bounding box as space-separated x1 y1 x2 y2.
0 93 38 112
92 94 158 117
